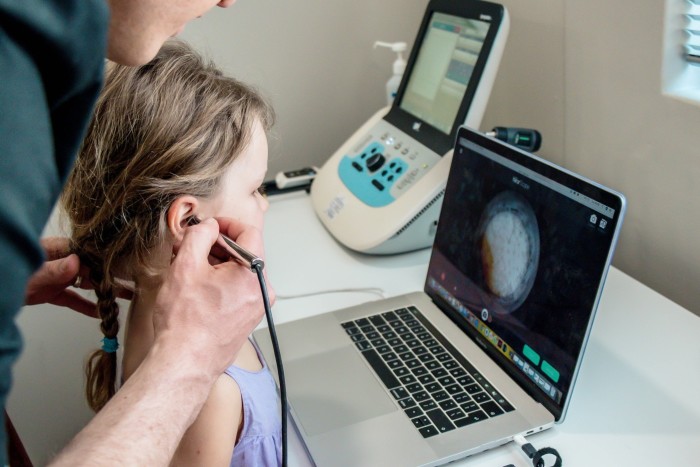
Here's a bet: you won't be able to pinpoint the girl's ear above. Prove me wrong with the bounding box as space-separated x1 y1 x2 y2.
166 196 199 243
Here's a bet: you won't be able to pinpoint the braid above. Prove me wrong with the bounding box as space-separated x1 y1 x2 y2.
84 259 120 412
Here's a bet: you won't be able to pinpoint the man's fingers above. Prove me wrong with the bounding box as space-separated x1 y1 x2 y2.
51 291 99 318
173 218 220 267
40 237 72 261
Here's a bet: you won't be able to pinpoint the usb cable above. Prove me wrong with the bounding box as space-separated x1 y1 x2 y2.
506 434 562 467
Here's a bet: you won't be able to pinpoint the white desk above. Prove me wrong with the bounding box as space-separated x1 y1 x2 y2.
262 191 700 466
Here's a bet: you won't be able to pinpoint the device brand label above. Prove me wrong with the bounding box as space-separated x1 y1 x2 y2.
325 195 345 220
395 168 420 191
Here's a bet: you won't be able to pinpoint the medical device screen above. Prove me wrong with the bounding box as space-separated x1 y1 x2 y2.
399 12 490 134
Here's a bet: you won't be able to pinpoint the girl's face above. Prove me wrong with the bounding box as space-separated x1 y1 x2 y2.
201 119 270 232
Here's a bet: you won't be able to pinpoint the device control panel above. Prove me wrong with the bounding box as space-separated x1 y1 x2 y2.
337 119 442 207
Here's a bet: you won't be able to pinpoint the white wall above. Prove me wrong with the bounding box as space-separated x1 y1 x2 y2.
9 0 700 464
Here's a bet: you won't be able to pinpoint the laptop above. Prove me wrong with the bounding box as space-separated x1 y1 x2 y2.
254 126 626 466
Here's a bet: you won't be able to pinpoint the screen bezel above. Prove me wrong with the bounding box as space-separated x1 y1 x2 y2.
384 0 505 155
424 126 626 421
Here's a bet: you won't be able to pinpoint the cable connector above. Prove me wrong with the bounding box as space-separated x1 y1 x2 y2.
513 434 563 467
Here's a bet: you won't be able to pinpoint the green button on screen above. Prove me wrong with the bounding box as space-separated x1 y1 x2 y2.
523 345 540 366
541 360 560 383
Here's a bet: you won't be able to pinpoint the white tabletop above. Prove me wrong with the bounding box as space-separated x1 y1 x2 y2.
262 191 700 467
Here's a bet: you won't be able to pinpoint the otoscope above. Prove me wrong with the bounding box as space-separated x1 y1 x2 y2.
187 216 288 467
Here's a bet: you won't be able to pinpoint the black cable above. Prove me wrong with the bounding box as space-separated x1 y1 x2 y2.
512 435 562 467
254 263 287 467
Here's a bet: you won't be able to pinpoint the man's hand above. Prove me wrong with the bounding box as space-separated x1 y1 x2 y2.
24 237 134 318
152 217 273 377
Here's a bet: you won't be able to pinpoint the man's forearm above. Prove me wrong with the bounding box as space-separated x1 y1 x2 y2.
50 338 217 466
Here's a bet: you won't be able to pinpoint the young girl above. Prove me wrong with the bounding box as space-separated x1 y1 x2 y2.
61 40 281 466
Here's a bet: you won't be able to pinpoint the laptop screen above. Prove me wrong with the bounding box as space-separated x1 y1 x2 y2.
424 127 625 420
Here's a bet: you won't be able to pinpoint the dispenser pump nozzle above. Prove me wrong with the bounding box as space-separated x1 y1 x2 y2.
373 41 407 75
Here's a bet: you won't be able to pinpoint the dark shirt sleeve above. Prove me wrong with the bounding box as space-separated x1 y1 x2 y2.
0 0 108 461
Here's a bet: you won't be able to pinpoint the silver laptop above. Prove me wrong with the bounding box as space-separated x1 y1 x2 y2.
254 126 626 466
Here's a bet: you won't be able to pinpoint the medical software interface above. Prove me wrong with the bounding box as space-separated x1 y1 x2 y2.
399 12 490 134
426 140 619 408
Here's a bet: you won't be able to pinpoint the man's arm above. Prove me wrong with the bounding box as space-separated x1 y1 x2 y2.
50 218 266 465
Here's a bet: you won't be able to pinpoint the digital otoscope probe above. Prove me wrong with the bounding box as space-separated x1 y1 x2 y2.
186 216 264 270
185 215 288 467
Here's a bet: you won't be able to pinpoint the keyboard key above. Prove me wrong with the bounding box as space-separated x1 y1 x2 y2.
345 326 360 335
370 338 385 347
376 345 390 354
466 410 488 423
355 318 370 327
381 311 398 322
369 315 385 326
366 331 380 340
444 361 459 370
412 415 431 428
387 338 402 347
377 325 391 334
398 397 416 409
387 359 404 369
355 341 371 351
460 401 478 413
436 353 451 362
411 366 427 376
381 352 397 362
413 391 431 402
465 383 481 394
445 384 463 395
406 383 423 393
405 319 420 328
418 374 435 385
423 339 437 348
419 400 437 411
439 399 457 410
393 367 409 377
425 361 441 371
430 345 446 355
473 392 490 403
419 426 439 438
341 321 355 329
431 368 447 378
446 408 465 420
453 392 470 404
405 339 421 348
426 409 456 433
404 406 423 418
457 375 474 386
438 376 455 386
360 349 399 389
350 334 365 342
394 345 408 353
424 382 441 393
398 352 414 361
406 359 422 369
480 401 504 417
418 353 435 363
432 390 449 402
391 388 408 400
399 375 417 385
413 346 428 356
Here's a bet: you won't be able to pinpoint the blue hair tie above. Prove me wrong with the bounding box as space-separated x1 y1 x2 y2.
101 337 119 353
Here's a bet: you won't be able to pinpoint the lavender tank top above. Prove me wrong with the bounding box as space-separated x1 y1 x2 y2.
224 343 282 467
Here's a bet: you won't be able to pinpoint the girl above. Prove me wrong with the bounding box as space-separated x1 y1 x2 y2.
61 40 280 466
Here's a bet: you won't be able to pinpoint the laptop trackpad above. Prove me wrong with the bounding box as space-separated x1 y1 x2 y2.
286 346 396 436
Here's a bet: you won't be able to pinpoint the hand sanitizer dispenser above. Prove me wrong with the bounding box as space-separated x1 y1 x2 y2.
374 41 407 105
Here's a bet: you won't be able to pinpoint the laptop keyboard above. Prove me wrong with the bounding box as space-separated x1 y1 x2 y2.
342 306 514 438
